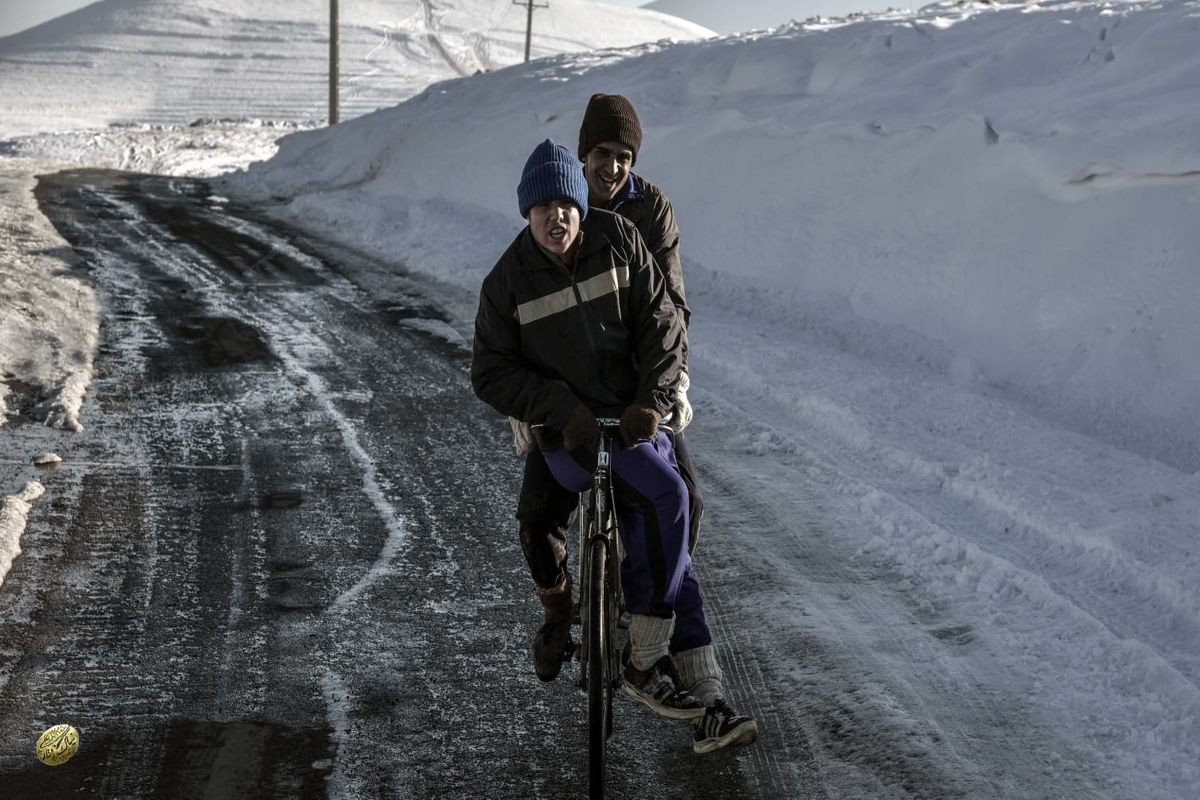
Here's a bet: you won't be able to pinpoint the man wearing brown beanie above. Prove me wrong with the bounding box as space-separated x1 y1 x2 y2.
511 94 756 753
573 92 701 555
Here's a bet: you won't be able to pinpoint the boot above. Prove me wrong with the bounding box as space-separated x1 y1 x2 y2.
533 576 573 681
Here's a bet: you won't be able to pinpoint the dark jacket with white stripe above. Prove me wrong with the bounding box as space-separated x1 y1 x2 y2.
471 209 685 435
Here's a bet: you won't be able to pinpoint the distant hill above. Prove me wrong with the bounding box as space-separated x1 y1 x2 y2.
644 0 906 34
0 0 713 138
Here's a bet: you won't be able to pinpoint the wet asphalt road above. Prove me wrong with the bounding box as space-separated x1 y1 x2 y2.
0 170 805 799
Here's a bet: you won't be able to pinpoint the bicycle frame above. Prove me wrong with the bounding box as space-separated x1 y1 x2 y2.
576 418 624 799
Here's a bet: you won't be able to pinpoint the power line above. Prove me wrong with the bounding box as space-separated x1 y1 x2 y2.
513 0 549 63
330 0 339 125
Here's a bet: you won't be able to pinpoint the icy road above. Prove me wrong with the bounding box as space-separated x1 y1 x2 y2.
0 170 799 799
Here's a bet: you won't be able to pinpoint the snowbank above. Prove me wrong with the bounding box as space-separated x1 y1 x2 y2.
645 0 907 34
0 160 100 431
0 122 306 178
226 0 1200 470
0 481 44 589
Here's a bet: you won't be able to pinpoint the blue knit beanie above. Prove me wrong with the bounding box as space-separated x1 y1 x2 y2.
517 139 589 220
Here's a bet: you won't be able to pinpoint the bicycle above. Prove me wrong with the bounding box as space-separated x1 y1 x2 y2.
574 417 625 799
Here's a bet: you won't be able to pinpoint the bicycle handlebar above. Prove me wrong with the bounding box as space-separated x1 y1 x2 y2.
532 415 676 439
595 416 676 436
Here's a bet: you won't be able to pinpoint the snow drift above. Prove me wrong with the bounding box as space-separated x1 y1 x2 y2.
645 0 904 34
0 162 100 431
0 481 44 589
227 0 1200 471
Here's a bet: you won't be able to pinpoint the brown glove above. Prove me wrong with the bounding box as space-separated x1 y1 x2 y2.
620 405 661 447
562 403 600 451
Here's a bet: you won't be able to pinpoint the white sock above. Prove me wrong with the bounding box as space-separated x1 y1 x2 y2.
672 644 724 705
628 614 675 670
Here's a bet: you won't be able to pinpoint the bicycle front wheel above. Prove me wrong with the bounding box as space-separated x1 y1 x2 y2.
586 536 609 799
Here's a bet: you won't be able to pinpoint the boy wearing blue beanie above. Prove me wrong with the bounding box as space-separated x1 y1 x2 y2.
518 139 590 222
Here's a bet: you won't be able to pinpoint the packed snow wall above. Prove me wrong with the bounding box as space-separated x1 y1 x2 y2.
227 0 1200 470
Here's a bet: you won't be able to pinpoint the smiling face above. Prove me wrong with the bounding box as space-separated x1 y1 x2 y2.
528 199 582 256
583 140 634 205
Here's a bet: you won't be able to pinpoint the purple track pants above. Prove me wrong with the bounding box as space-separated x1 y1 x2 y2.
542 432 712 653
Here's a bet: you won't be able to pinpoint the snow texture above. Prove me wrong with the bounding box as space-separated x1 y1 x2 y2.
645 0 910 35
0 481 45 589
0 0 714 139
228 0 1200 473
0 161 100 431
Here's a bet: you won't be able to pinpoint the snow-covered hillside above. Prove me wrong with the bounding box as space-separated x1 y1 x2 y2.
0 0 713 139
229 0 1200 473
645 0 907 34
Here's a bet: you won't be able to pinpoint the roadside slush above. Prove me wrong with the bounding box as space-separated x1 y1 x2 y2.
0 158 100 592
0 158 100 435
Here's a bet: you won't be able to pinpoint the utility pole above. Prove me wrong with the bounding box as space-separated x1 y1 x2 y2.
329 0 339 125
513 0 549 63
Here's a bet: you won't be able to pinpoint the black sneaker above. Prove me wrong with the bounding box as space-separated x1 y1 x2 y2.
621 656 706 720
693 699 759 753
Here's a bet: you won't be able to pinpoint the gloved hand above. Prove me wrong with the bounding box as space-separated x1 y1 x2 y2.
673 371 694 431
620 404 661 447
562 403 600 450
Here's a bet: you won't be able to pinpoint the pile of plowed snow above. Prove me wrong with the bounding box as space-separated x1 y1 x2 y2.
227 0 1200 470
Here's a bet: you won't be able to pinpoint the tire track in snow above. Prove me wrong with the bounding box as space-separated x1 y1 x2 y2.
691 310 1200 781
685 385 1111 799
264 337 411 612
81 182 422 796
687 340 1187 798
691 324 1200 691
696 553 818 798
89 190 414 608
6 173 341 797
691 458 971 800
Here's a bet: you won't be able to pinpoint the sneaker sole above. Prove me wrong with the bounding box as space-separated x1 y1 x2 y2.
621 681 707 721
693 719 760 754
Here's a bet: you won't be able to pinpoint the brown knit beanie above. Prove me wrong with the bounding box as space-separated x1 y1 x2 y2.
577 93 643 165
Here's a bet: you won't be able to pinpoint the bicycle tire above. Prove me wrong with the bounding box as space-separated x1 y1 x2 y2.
587 536 609 799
